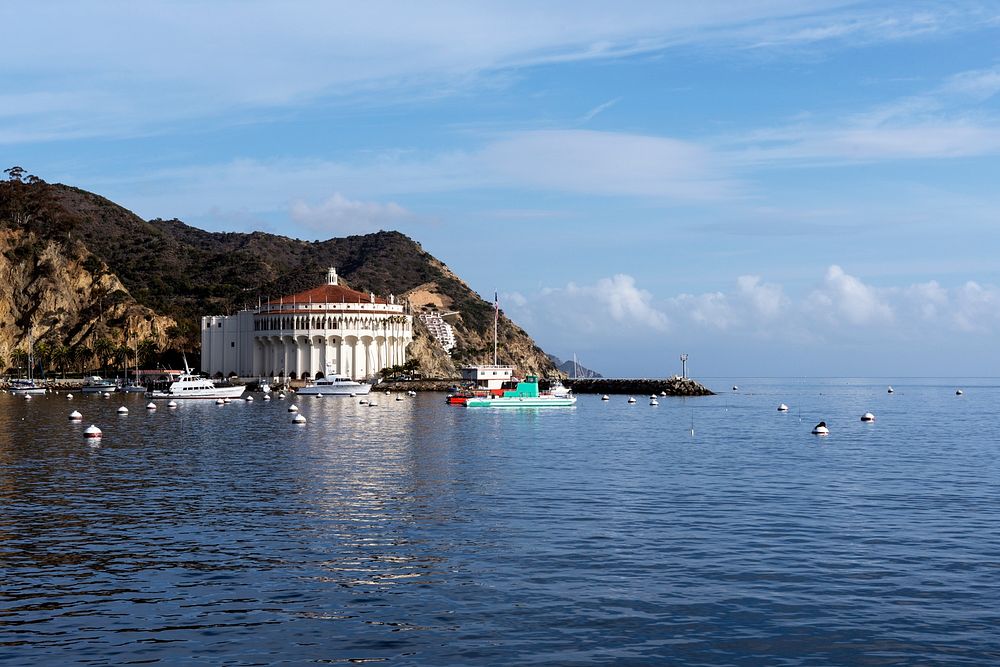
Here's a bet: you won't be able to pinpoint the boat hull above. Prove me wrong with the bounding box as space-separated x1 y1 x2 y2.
147 385 246 400
9 386 47 395
297 383 371 396
465 396 577 407
81 386 117 394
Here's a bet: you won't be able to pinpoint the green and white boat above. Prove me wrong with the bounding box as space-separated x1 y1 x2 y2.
465 375 576 407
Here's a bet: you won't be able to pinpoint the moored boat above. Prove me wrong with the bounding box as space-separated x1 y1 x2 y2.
465 375 576 407
81 376 118 394
8 378 47 395
146 368 245 400
296 374 371 396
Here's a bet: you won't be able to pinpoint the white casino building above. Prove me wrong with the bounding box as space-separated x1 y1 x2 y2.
201 268 413 380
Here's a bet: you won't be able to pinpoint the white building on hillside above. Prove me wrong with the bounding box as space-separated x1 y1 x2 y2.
418 311 456 352
201 268 413 380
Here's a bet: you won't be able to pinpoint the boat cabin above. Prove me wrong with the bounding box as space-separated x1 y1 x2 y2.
459 364 514 390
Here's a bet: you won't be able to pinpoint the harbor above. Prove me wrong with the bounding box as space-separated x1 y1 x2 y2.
2 377 998 664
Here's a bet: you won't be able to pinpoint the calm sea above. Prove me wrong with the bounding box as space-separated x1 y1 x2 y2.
1 378 998 665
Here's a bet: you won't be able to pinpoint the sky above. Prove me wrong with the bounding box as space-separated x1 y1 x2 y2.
3 1 1000 377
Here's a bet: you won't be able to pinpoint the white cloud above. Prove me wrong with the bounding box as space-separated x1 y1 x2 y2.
504 273 669 349
804 265 894 326
507 267 1000 364
290 193 415 236
951 281 1000 333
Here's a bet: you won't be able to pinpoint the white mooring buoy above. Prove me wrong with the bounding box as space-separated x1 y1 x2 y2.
167 400 177 409
69 410 83 421
215 398 225 405
649 398 659 406
812 421 830 435
246 395 254 402
66 393 74 400
601 395 610 401
861 412 875 422
778 403 789 412
292 413 306 424
83 424 103 439
117 406 129 415
147 402 157 410
956 389 963 396
288 405 299 413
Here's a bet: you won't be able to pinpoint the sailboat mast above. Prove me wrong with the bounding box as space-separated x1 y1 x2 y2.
493 290 498 366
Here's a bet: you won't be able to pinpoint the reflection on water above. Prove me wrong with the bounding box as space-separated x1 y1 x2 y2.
2 380 999 664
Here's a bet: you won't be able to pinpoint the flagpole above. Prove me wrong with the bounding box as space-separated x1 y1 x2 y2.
493 290 498 366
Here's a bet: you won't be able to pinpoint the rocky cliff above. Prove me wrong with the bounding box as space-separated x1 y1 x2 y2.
0 228 176 373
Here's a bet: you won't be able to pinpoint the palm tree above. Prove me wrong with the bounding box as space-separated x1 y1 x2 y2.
52 344 71 378
11 348 29 376
33 340 50 377
137 338 158 368
92 337 115 375
112 344 129 377
72 345 92 374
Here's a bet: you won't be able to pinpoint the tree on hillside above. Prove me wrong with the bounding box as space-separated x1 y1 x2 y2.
0 166 79 237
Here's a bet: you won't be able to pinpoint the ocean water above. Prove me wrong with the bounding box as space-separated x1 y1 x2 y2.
1 378 998 665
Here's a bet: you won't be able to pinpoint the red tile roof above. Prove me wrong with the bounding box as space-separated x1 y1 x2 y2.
268 284 389 306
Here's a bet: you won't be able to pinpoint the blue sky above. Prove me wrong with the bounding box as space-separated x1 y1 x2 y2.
4 1 1000 377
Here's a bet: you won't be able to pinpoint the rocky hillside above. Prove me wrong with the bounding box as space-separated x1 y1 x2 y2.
0 227 176 375
0 169 556 378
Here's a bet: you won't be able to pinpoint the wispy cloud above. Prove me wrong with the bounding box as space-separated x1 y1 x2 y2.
89 129 736 224
727 65 1000 166
2 1 988 144
581 97 622 123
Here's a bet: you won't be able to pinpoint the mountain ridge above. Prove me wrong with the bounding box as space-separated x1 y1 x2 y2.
0 171 556 378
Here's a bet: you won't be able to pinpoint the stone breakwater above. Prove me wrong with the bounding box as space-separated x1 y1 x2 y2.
371 377 715 397
565 377 715 396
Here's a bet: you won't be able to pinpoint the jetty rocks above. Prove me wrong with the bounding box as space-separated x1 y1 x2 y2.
374 376 714 396
566 377 714 397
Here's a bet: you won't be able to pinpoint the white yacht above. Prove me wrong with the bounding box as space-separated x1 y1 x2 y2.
296 374 371 396
81 376 118 394
546 379 573 399
147 371 245 400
